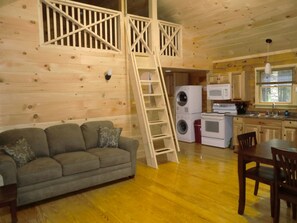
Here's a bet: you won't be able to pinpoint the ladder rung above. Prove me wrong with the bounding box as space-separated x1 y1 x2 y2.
143 94 162 97
155 148 175 155
138 67 155 71
146 107 165 111
140 80 160 84
149 120 167 125
152 134 171 140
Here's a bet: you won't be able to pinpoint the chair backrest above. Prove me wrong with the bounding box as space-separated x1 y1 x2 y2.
271 147 297 192
237 132 257 150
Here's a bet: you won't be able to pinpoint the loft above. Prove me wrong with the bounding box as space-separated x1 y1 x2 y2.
40 0 182 57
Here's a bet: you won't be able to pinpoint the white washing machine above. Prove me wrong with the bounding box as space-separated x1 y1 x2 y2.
176 113 201 143
175 85 202 114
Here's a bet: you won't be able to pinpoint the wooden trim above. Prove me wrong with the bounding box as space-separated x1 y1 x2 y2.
213 48 297 63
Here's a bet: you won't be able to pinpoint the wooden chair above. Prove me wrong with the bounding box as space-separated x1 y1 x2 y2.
271 147 297 223
237 132 275 216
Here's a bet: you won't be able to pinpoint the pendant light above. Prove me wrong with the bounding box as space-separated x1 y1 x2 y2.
265 38 272 75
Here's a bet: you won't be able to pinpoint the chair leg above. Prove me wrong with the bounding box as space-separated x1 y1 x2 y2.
293 204 296 220
273 198 280 223
270 185 274 217
254 181 259 196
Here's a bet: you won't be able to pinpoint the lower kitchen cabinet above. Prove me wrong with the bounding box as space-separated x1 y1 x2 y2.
232 117 243 147
243 118 282 143
282 120 297 142
232 117 282 146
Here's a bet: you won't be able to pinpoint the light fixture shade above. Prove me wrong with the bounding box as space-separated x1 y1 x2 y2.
265 62 272 75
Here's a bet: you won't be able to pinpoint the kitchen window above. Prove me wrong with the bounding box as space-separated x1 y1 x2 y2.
255 65 297 108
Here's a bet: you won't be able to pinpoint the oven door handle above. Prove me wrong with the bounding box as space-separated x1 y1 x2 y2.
202 116 224 121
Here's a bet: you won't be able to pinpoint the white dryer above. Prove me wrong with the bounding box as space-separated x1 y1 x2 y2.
175 85 202 114
176 113 201 143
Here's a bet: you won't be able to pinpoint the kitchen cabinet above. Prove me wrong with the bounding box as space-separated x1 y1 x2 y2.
231 71 248 101
232 117 243 147
243 118 282 143
282 120 297 142
207 73 230 84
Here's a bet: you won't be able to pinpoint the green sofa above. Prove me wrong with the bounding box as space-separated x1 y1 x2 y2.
0 121 138 206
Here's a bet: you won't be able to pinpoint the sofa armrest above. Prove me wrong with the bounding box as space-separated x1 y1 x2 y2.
0 153 17 185
118 136 139 176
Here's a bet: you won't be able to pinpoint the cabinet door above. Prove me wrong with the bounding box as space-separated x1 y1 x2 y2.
283 127 297 142
208 73 230 84
208 74 219 84
260 126 282 142
232 73 242 100
233 123 243 147
219 73 231 84
244 124 260 141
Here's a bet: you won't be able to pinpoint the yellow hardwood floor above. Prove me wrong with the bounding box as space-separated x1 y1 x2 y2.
0 142 296 223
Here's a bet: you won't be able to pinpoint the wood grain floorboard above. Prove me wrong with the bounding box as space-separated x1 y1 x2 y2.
0 142 296 223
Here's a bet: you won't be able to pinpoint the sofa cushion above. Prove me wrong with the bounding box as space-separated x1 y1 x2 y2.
0 127 49 157
17 157 62 187
98 127 122 148
81 121 114 149
53 151 99 176
2 138 36 168
87 148 130 168
45 123 86 156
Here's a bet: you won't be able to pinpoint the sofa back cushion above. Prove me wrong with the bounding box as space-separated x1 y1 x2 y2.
45 123 86 156
80 121 114 149
0 128 49 157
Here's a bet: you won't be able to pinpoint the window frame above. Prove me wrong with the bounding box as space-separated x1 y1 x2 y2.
254 64 297 109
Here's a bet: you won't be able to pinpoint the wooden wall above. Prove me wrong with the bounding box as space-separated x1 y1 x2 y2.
0 0 144 154
0 0 215 161
213 50 297 112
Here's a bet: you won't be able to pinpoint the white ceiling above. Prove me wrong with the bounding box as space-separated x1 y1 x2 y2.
157 0 297 61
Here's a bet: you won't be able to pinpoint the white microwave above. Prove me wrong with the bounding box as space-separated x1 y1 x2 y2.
207 84 231 100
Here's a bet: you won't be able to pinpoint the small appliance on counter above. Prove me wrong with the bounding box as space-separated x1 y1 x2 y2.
235 102 248 114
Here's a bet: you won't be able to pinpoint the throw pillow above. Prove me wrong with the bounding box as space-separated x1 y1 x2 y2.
2 138 36 168
98 127 122 148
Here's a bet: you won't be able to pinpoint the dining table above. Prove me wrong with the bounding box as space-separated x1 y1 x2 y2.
236 138 297 215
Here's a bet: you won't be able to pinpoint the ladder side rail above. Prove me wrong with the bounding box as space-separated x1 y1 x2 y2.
125 16 155 159
155 52 180 152
129 52 155 159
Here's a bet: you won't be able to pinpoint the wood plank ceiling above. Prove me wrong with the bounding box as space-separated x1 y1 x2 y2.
157 0 297 61
75 0 297 62
3 0 296 62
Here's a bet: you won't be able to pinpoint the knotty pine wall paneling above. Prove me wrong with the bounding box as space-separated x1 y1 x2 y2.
0 0 143 156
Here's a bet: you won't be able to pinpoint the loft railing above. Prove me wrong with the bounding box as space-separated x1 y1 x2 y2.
127 15 182 57
39 0 182 57
40 0 121 51
159 20 182 57
127 15 152 54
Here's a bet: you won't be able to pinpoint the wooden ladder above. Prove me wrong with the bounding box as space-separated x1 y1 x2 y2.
129 52 180 168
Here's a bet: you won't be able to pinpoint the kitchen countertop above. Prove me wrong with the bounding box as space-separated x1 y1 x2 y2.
226 113 297 121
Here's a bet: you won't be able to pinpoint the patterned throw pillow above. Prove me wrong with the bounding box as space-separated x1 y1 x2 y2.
98 127 122 148
2 138 36 168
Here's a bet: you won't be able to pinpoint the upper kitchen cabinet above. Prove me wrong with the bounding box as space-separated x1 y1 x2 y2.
207 73 230 84
231 71 248 101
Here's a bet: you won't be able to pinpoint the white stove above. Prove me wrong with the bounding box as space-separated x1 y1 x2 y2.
201 103 237 148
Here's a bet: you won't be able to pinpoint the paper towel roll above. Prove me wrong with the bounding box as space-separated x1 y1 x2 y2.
0 175 3 186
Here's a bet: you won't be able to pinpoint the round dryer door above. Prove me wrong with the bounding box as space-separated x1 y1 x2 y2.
177 119 188 135
176 91 187 106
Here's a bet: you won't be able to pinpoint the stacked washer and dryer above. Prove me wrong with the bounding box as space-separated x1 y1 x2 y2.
175 85 202 143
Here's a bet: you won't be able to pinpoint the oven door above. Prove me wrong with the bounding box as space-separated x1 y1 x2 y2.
201 115 225 139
